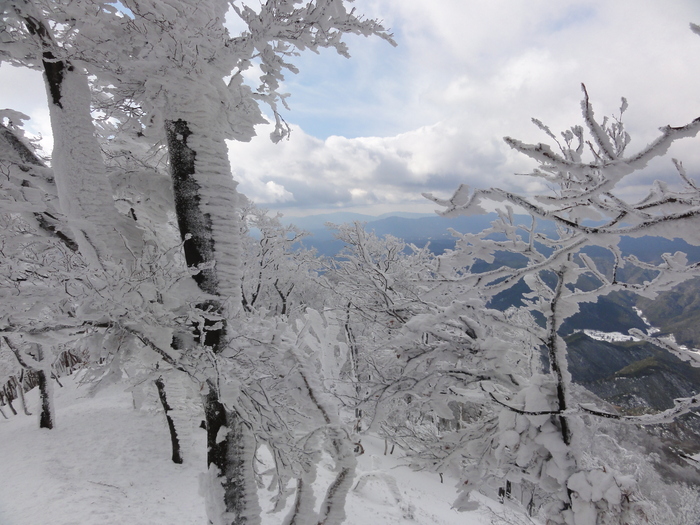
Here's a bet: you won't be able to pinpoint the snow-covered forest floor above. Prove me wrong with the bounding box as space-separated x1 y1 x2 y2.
0 375 539 525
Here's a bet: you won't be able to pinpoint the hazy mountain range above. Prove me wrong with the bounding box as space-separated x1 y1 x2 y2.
283 211 700 260
283 211 519 256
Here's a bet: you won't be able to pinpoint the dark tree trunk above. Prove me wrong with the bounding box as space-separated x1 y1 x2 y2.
165 118 259 524
20 11 67 110
155 376 183 464
545 267 574 510
34 346 54 430
13 375 31 416
37 369 53 429
4 338 54 428
165 119 219 296
203 383 256 518
273 279 292 316
2 387 17 416
546 268 571 446
344 303 363 433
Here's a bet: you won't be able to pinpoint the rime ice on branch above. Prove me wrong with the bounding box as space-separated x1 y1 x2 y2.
423 85 700 524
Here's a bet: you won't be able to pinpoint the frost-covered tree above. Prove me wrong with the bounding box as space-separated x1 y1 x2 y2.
1 1 394 523
0 112 78 428
319 224 537 489
93 4 392 522
326 222 435 329
0 1 143 266
0 106 199 451
321 223 438 432
0 2 157 428
424 85 700 524
240 202 320 317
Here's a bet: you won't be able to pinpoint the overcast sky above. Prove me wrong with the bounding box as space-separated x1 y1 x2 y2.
3 0 700 217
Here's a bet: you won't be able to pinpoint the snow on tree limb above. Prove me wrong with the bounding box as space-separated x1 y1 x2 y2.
426 86 700 524
579 394 700 425
581 83 619 161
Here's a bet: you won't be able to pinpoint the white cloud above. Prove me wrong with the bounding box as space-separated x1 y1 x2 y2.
228 117 534 215
227 0 700 215
0 65 53 152
263 181 294 202
4 1 700 217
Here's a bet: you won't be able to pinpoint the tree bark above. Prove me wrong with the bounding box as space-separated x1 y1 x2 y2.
37 368 53 429
344 303 363 433
546 268 571 446
33 345 54 429
203 384 258 521
155 376 183 464
165 117 259 524
545 267 575 513
3 386 17 416
13 375 31 416
4 338 54 428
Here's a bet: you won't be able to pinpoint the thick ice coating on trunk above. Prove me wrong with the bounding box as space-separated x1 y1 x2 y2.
46 65 142 266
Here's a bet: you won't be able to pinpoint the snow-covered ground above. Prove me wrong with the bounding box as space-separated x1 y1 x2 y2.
631 307 660 335
580 307 700 355
581 329 639 343
0 376 538 525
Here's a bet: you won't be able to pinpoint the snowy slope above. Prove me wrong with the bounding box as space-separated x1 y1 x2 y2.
0 377 537 525
0 379 206 524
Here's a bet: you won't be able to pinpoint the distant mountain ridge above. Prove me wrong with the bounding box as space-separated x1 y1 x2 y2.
283 211 700 260
282 211 504 255
280 211 435 233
